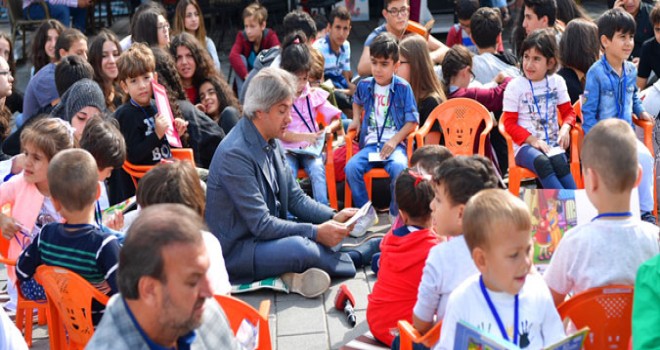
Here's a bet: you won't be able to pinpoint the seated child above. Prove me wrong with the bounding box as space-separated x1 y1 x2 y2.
367 159 451 346
0 118 74 310
438 189 565 350
582 8 656 223
346 32 419 218
229 2 280 93
446 0 504 55
113 43 188 198
469 7 519 85
412 156 501 342
502 29 577 190
279 32 342 207
442 45 512 174
16 149 121 324
544 119 660 306
79 116 127 232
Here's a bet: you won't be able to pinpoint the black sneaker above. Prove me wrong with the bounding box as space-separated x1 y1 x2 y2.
641 211 657 224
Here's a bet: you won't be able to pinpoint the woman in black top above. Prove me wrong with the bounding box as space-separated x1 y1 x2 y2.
557 19 600 104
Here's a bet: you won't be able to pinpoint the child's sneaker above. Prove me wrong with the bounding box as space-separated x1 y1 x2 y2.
281 268 331 298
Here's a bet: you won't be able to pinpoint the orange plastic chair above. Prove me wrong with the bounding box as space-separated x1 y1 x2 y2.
0 231 47 347
557 285 634 350
34 265 110 350
294 113 339 209
632 115 657 217
397 320 442 350
122 148 196 189
214 294 272 350
499 111 582 195
415 98 493 156
343 126 416 208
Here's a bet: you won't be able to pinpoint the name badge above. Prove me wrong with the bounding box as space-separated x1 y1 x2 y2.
368 152 382 162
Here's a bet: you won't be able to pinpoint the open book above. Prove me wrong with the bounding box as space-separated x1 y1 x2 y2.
287 133 326 158
454 321 589 350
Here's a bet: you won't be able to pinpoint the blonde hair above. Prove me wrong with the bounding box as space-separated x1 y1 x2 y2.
581 119 638 193
309 47 325 83
399 35 446 104
48 149 98 211
463 189 531 252
243 3 268 24
21 118 75 161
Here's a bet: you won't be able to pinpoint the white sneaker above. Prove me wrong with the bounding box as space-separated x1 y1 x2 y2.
281 268 331 298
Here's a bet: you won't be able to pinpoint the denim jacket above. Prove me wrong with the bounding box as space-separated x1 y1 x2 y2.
582 56 645 134
353 75 419 149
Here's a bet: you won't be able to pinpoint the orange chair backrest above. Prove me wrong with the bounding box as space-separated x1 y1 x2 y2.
430 98 493 156
406 20 430 39
214 294 272 350
557 285 634 350
34 265 110 349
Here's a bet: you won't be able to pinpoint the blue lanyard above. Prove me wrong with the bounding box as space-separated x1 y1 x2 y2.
528 77 550 144
479 276 519 345
374 91 392 150
95 201 103 228
601 55 626 120
591 211 632 222
130 98 155 120
292 96 317 133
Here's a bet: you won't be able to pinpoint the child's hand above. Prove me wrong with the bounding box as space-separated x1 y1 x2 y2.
639 111 655 124
0 214 20 240
11 153 25 175
195 103 206 113
154 113 168 139
494 71 509 84
529 137 550 153
347 119 361 134
380 139 397 160
103 211 124 231
174 118 189 135
558 124 571 149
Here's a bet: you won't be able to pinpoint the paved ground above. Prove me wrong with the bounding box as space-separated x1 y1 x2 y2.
0 0 609 348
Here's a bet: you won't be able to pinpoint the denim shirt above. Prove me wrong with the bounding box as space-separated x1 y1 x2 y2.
582 56 645 134
353 75 419 149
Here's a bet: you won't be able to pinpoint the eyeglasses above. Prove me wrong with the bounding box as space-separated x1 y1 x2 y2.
157 23 170 31
386 6 409 16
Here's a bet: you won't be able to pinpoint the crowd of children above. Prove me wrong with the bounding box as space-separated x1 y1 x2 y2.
0 0 659 348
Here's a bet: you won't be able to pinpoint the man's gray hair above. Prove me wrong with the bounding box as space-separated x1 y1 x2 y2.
243 67 297 120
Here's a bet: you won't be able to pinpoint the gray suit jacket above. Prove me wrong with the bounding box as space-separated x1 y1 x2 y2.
205 117 335 283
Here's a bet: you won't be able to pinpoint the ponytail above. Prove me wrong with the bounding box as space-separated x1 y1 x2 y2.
281 31 312 75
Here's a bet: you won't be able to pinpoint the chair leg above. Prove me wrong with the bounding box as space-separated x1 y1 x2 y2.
508 171 521 196
365 175 373 201
24 307 34 347
37 307 46 325
344 181 352 208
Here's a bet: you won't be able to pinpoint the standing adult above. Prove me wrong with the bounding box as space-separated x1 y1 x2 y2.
87 204 240 350
205 67 357 297
356 0 448 77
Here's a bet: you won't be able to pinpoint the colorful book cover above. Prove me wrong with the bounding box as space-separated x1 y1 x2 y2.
521 189 639 271
454 321 589 350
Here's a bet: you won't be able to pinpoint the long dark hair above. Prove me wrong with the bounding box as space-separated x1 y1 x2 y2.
30 19 65 73
520 29 559 76
169 32 219 92
280 31 311 75
132 9 161 47
88 29 124 111
199 74 241 119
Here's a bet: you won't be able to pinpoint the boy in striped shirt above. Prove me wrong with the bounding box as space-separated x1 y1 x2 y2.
17 149 120 323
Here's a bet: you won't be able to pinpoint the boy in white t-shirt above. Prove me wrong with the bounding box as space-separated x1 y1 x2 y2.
438 189 565 350
412 156 501 339
544 119 660 306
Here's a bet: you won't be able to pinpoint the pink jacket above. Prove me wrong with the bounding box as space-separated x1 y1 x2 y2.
0 173 46 282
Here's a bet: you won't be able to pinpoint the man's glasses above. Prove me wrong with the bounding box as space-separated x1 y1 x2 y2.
386 6 409 16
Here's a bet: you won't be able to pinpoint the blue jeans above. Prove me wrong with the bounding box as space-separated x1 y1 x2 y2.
345 144 407 216
286 152 329 206
252 236 356 280
515 145 576 189
25 2 87 32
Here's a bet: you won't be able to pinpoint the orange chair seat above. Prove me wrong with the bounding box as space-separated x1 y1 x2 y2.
397 320 442 350
214 294 272 350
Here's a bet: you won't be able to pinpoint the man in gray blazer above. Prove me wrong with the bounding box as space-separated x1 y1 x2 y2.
206 67 357 298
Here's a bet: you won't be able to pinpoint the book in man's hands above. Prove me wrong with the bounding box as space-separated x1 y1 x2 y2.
331 201 378 252
287 133 326 157
453 321 589 350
